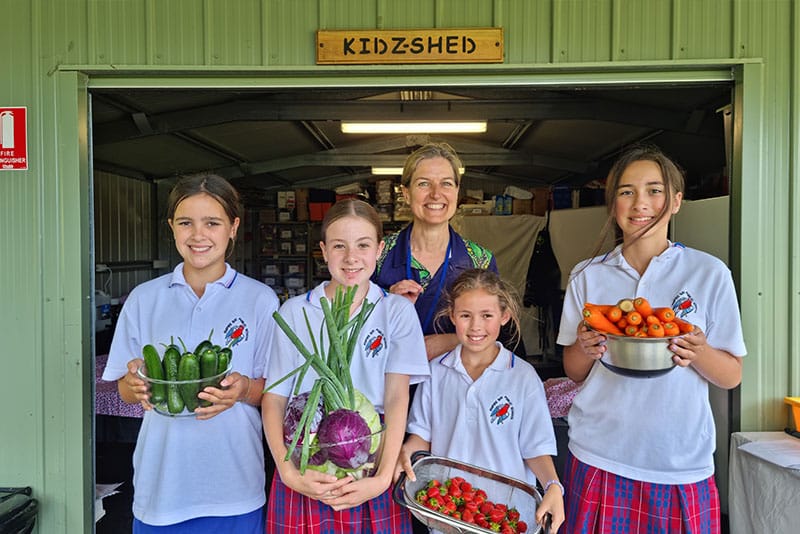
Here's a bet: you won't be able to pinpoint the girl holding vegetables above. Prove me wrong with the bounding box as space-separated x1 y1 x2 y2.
397 268 565 533
262 199 430 533
103 173 279 533
557 144 746 533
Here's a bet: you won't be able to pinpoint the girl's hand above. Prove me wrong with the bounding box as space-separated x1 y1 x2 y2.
120 358 153 409
576 323 607 360
323 473 391 511
278 461 353 502
394 444 418 483
388 279 423 304
669 327 709 366
536 484 565 533
194 372 251 420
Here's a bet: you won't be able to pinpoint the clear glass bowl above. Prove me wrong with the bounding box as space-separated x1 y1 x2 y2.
136 362 231 417
285 424 385 480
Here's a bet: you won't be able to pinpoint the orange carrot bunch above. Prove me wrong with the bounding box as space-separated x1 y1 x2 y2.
582 297 693 337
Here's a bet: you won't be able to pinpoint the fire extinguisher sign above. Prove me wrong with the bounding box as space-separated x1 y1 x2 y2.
0 107 28 170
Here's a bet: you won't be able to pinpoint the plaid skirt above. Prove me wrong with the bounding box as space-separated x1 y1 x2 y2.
265 472 412 534
563 452 720 534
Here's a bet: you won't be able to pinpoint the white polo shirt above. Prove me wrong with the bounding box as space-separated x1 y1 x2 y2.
103 263 279 525
265 281 430 412
557 243 747 484
407 343 557 487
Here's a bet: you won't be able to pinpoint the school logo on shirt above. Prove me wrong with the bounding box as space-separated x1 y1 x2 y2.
489 395 514 426
672 290 696 319
224 317 249 347
363 328 385 358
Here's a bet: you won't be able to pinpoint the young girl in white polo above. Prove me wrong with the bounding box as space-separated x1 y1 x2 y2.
397 268 565 533
103 173 279 533
262 199 430 533
558 144 746 533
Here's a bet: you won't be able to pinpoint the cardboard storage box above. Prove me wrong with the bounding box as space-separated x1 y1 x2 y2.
295 188 309 221
512 198 533 215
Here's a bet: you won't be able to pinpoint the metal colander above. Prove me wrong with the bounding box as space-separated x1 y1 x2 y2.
392 452 548 534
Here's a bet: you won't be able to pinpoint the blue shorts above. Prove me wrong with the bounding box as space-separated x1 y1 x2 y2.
133 507 263 534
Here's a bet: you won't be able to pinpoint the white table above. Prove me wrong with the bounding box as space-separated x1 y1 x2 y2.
728 431 800 533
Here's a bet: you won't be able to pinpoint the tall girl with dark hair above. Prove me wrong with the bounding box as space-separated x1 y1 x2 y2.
103 173 279 533
557 145 746 533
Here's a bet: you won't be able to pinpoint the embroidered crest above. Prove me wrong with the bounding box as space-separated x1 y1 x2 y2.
363 328 385 358
224 317 249 347
489 395 514 426
672 291 697 319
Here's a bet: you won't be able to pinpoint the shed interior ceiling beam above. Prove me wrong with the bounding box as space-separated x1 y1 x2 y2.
92 97 717 145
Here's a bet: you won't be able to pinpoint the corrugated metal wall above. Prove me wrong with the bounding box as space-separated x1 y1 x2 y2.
93 171 157 297
0 1 797 532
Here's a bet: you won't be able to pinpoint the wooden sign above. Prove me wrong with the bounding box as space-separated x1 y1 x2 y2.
316 28 503 64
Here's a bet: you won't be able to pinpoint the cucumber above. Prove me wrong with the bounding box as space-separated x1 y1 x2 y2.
163 346 184 414
217 347 232 375
198 347 219 407
178 352 201 412
141 344 166 404
193 329 214 356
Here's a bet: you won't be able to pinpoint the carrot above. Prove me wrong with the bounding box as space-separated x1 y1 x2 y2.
647 322 665 337
617 318 628 329
582 307 624 335
626 311 643 326
645 314 661 326
633 297 653 317
617 298 635 313
606 306 623 323
654 307 675 323
634 330 648 337
584 303 612 314
673 317 695 334
624 324 639 336
663 322 680 336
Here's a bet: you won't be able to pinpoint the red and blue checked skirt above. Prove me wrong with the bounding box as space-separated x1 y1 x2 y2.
563 452 720 534
265 472 412 534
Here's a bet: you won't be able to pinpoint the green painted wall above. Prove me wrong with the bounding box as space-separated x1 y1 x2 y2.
0 1 796 532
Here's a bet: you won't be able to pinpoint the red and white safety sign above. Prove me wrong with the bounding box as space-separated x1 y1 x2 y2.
0 107 28 170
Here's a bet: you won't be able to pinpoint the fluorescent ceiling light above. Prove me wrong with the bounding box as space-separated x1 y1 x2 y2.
372 166 465 176
342 121 487 134
371 167 404 175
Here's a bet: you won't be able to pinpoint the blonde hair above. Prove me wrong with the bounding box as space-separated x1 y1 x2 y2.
437 269 521 349
400 142 463 188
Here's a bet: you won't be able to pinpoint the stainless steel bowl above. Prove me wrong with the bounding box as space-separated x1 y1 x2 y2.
600 332 678 378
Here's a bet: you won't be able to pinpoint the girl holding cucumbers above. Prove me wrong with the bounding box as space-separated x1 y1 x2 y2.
103 173 279 533
557 145 746 534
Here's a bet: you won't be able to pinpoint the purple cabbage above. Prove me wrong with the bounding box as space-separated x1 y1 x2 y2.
316 409 371 469
283 392 326 467
283 391 324 444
